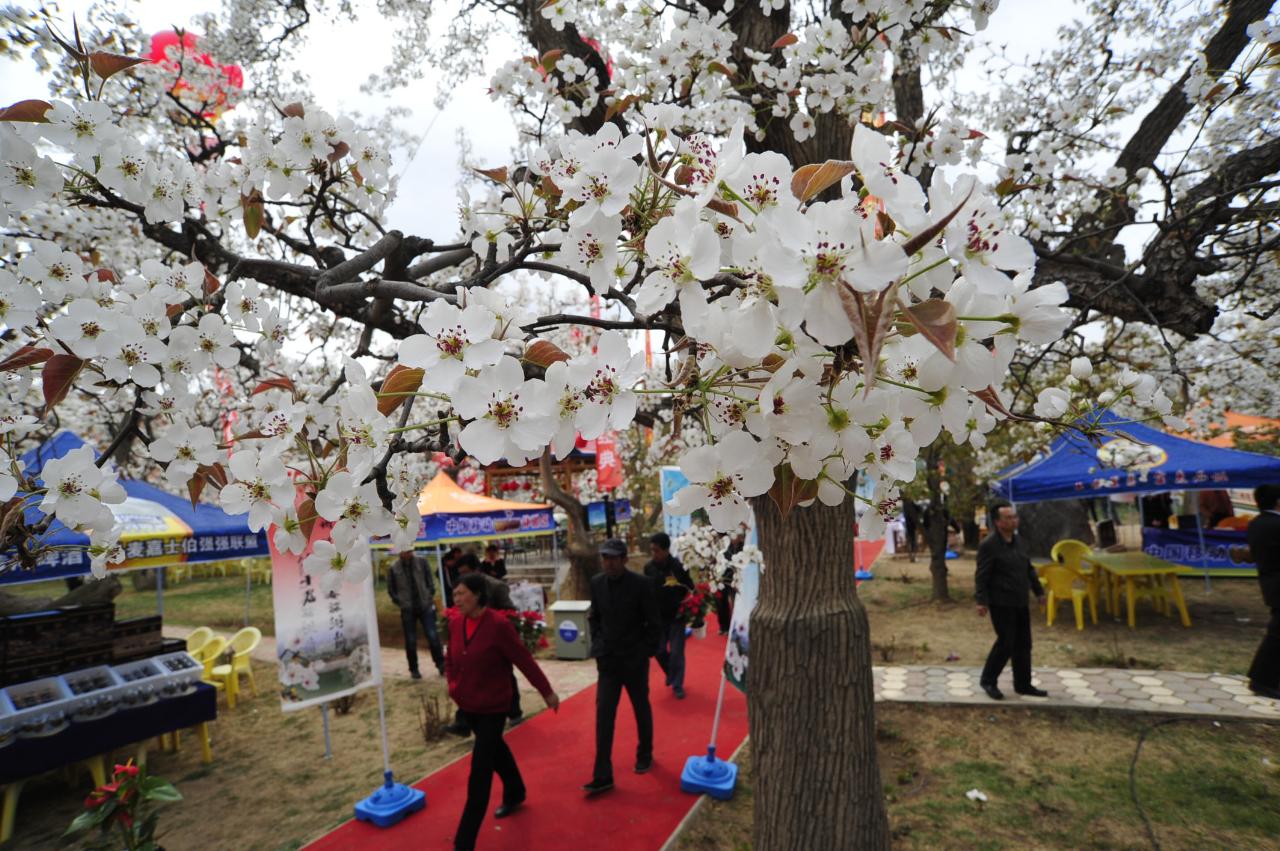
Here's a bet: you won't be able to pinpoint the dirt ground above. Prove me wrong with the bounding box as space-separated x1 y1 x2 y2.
676 703 1280 851
858 554 1270 676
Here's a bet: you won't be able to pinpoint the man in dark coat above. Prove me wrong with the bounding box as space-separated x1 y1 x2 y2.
388 549 445 679
1246 484 1280 699
582 538 662 795
975 501 1048 701
644 532 695 699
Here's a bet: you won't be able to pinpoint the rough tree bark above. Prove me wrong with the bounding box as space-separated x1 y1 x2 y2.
538 449 598 600
748 488 889 849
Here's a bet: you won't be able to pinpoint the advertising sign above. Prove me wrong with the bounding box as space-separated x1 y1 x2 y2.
1142 527 1257 576
270 519 383 711
595 432 623 492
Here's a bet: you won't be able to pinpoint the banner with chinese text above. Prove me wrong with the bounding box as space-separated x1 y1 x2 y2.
270 521 382 712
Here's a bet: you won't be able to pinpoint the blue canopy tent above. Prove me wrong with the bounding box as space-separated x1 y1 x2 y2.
2 433 268 603
992 410 1280 580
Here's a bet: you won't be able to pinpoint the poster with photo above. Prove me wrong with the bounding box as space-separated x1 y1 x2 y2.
269 520 382 712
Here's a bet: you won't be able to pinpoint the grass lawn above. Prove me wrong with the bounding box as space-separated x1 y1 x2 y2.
676 703 1280 851
858 555 1270 676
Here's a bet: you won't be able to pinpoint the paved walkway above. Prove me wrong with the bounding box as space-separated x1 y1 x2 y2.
874 665 1280 719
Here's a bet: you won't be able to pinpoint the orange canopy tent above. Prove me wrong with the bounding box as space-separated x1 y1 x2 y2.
413 472 555 545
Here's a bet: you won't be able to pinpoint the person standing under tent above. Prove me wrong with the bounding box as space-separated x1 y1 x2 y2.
583 538 662 795
645 532 695 699
1246 484 1280 700
481 543 508 579
446 573 559 851
975 501 1049 701
441 546 465 607
716 531 744 636
387 549 445 680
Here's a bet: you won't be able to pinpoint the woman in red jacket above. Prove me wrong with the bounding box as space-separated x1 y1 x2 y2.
447 572 559 850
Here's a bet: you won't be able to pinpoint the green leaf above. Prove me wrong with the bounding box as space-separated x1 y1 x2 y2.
64 808 105 836
242 193 263 239
140 776 182 802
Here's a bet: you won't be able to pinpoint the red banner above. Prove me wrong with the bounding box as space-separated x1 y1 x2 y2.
595 432 623 492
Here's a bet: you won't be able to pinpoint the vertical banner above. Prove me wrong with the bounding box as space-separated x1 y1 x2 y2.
596 432 623 492
724 559 759 693
270 520 383 712
659 466 693 538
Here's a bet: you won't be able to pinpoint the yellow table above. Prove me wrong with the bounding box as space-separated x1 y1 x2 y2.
1085 552 1193 629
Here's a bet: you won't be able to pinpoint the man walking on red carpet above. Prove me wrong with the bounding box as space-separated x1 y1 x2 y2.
645 532 695 699
583 538 662 795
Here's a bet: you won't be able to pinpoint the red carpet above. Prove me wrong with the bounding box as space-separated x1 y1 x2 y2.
855 539 885 569
305 635 748 851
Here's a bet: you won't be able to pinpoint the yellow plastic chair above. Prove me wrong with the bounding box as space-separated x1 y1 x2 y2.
185 626 214 654
1052 539 1105 615
1042 564 1097 630
211 627 261 709
192 636 228 681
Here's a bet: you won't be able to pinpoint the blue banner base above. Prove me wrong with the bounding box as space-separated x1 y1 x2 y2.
354 771 426 828
681 745 738 800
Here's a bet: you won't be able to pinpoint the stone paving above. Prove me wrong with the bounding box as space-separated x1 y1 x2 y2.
874 665 1280 720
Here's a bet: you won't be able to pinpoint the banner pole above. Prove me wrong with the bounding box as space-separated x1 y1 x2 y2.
244 562 252 627
375 686 392 776
435 543 446 607
708 666 727 748
156 568 164 617
1195 508 1212 593
321 703 333 760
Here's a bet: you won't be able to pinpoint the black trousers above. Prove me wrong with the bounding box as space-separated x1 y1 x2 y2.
593 655 653 782
401 607 445 675
454 711 525 850
715 588 735 634
1248 608 1280 690
980 605 1033 691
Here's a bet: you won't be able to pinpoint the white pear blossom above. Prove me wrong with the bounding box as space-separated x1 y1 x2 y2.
397 301 505 393
667 431 775 531
220 447 291 532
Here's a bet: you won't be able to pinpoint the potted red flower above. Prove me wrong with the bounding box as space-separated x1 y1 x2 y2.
676 582 714 637
64 761 181 850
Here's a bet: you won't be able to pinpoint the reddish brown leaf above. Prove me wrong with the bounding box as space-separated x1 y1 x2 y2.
88 50 148 80
327 140 350 163
202 267 221 297
187 462 229 508
297 496 318 540
524 339 570 367
540 48 564 71
901 298 958 361
767 463 819 519
839 284 897 394
790 160 856 204
994 177 1036 198
706 61 734 80
474 165 510 183
0 99 52 122
901 185 973 256
377 365 425 416
165 303 185 319
605 94 638 123
41 354 87 416
281 102 306 118
972 386 1025 419
705 197 741 220
771 33 799 49
187 472 207 508
965 129 987 140
242 192 263 239
0 345 54 372
252 376 295 396
231 429 268 442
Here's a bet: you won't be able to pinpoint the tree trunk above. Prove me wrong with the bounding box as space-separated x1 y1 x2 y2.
748 492 889 850
538 449 598 600
924 501 950 602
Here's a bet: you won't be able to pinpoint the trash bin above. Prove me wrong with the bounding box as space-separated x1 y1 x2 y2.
548 601 592 660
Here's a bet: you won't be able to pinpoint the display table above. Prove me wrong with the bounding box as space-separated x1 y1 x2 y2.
0 683 216 842
1085 552 1194 629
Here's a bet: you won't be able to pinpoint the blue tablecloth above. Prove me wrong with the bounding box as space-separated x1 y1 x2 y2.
0 683 217 784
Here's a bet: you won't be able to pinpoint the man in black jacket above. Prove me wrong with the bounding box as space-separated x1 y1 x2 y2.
645 532 695 699
975 501 1048 701
388 549 445 679
1246 484 1280 700
583 538 662 795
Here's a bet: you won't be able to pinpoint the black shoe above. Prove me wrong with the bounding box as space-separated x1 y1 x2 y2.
1016 687 1049 698
634 756 652 774
673 686 686 699
410 669 422 680
443 722 472 737
1248 682 1280 700
494 800 524 819
981 683 1004 701
581 778 614 795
